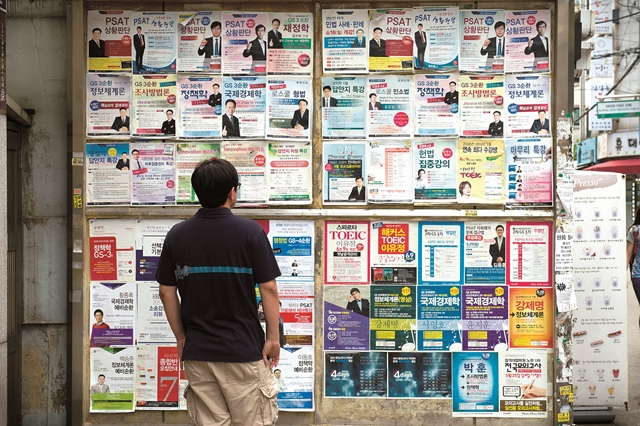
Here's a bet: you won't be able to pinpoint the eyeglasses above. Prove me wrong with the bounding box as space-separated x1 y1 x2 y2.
236 182 242 189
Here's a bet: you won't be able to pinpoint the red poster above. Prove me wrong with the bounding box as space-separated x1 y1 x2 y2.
90 236 117 281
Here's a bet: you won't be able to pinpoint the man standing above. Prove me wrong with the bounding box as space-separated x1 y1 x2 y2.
222 99 241 137
268 18 283 48
133 26 146 73
346 288 370 317
198 21 223 59
414 23 427 68
208 83 222 108
161 109 176 135
530 109 550 135
480 21 506 58
444 81 459 105
488 111 503 137
489 225 506 266
524 21 549 60
158 158 281 425
243 24 267 73
322 85 338 108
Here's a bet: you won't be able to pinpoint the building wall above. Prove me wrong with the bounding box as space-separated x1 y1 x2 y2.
7 0 68 423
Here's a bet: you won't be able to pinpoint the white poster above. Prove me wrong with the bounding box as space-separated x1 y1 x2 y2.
266 78 312 140
130 142 177 206
221 140 267 205
413 7 459 71
414 74 458 137
267 141 312 204
90 347 136 413
367 75 412 138
87 74 132 138
367 140 413 203
322 9 369 73
178 12 222 73
177 75 222 139
131 12 178 74
460 10 506 73
85 143 131 206
266 12 313 75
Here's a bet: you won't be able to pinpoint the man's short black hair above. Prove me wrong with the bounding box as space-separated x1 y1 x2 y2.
272 18 280 24
322 85 332 92
92 28 102 34
119 107 127 112
191 158 238 208
350 287 360 294
94 309 104 316
211 21 221 29
496 225 505 231
98 374 106 379
213 83 220 88
137 26 142 30
131 149 139 155
166 109 173 114
256 24 266 32
494 21 505 30
536 21 546 29
493 110 501 115
225 99 236 107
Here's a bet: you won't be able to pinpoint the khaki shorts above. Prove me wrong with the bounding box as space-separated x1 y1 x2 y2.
184 359 279 426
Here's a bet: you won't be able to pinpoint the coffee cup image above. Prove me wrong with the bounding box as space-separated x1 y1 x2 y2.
583 247 591 257
575 227 583 240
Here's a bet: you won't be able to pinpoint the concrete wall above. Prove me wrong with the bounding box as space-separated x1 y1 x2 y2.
7 0 68 423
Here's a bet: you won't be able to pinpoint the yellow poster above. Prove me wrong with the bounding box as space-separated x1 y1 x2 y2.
457 138 504 204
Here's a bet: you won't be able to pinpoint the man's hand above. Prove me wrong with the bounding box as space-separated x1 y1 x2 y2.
262 339 280 368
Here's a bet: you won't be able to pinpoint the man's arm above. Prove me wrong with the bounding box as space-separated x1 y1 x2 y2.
627 240 634 269
159 284 186 360
258 279 280 368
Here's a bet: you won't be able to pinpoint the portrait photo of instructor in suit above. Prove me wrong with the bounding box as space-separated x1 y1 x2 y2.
480 21 506 59
346 287 370 317
530 109 550 135
221 99 241 138
370 27 387 57
351 29 366 48
198 21 222 59
133 26 146 73
290 99 309 130
414 23 428 68
524 21 549 61
322 85 338 108
243 24 267 73
368 93 382 111
489 225 506 266
90 374 110 397
268 18 283 48
88 28 105 58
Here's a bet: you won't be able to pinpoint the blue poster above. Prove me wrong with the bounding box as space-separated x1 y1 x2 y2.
388 352 452 398
452 351 499 415
325 352 387 397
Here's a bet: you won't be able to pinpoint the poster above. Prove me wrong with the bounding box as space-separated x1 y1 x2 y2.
87 10 133 73
276 282 314 346
367 9 414 73
590 36 614 78
321 76 367 139
221 12 268 75
370 285 417 351
499 349 549 416
462 285 509 352
221 76 267 139
367 75 412 138
135 345 180 409
135 219 181 281
266 13 313 75
413 7 459 71
90 347 136 413
504 74 551 137
175 142 220 204
131 74 177 137
130 142 176 206
266 141 312 203
323 285 370 351
221 140 267 205
131 12 178 74
324 221 370 285
457 139 505 204
89 219 136 283
276 346 315 410
591 0 613 34
85 143 131 206
263 219 315 280
417 285 462 351
506 222 552 287
266 78 312 140
369 221 417 284
136 282 175 344
459 75 505 137
504 138 553 205
460 10 506 73
367 140 413 203
417 221 464 285
414 74 459 137
177 75 222 139
413 139 457 201
464 221 507 283
588 78 613 132
452 351 499 415
508 287 553 349
322 9 369 73
322 141 367 204
89 281 136 347
572 171 628 406
87 74 132 137
325 352 387 397
177 12 222 73
388 352 452 398
505 10 551 73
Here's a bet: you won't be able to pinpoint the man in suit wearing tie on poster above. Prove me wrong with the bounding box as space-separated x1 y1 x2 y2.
243 24 267 73
480 21 506 59
414 23 428 68
489 225 506 266
221 99 241 138
351 29 366 48
268 18 283 48
530 110 550 135
369 27 387 57
322 85 338 108
88 28 105 58
198 21 222 63
133 26 146 73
